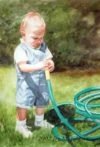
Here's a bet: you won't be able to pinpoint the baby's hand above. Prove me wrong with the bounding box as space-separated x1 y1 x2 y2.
46 59 55 72
37 60 54 71
36 61 49 70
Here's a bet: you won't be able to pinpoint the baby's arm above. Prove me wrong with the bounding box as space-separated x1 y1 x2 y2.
17 61 48 72
14 47 49 72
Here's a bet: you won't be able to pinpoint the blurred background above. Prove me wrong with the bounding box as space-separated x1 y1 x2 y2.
0 0 100 71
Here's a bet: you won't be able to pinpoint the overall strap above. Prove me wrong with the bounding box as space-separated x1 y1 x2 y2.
39 42 47 52
25 73 44 99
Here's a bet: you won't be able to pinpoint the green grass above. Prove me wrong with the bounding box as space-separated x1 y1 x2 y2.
0 66 100 147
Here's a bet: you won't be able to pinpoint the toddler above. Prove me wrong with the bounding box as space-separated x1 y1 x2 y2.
14 11 54 138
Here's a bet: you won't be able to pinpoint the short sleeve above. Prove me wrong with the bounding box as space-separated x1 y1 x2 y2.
14 46 28 63
44 47 53 59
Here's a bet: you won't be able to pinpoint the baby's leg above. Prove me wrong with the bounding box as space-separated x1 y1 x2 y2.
15 107 32 138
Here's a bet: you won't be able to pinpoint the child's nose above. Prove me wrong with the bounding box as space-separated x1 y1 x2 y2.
38 38 43 44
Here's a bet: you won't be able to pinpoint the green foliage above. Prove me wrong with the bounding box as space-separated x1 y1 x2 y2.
46 6 83 70
0 0 100 70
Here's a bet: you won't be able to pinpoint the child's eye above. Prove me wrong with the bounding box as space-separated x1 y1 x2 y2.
32 37 43 40
32 37 38 40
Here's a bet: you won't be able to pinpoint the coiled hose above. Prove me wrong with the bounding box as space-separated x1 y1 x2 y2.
45 70 100 141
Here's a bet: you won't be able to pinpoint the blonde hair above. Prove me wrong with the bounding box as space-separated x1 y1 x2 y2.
20 11 46 36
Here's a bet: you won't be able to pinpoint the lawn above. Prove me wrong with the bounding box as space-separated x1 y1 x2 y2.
0 66 100 147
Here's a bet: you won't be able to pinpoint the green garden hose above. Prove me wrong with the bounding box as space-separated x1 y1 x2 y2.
45 70 100 141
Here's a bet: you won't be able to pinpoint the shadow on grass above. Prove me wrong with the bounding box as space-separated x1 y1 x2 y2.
26 116 41 132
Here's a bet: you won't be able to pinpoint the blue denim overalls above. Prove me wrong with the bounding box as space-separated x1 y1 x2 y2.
15 42 51 108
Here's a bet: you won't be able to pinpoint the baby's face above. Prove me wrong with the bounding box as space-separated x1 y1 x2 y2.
23 23 45 48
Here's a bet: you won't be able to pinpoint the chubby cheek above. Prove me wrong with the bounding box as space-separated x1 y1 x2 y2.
27 36 33 43
25 36 35 45
24 35 43 48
